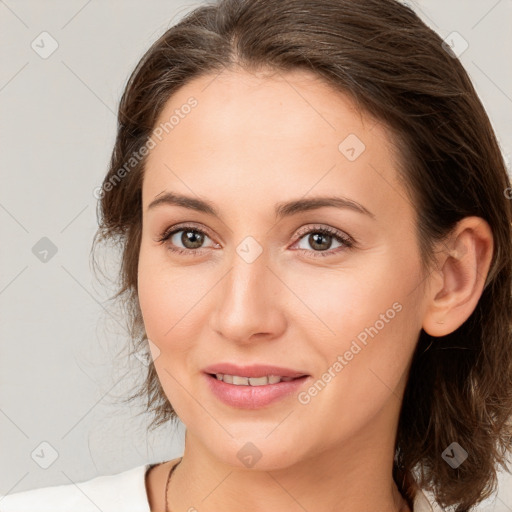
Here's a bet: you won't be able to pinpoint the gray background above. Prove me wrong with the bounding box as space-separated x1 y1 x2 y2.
1 0 511 509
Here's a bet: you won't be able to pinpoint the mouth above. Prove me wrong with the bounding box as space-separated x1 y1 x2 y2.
202 362 310 380
205 373 308 386
203 370 311 409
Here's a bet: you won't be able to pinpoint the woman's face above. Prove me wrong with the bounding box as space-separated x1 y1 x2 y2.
138 68 431 469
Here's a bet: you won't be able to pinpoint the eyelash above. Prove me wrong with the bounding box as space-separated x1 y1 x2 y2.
156 223 355 258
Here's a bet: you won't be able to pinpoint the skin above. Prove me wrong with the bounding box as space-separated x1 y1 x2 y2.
138 67 494 512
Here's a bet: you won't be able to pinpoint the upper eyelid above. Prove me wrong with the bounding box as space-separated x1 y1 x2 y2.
160 222 216 242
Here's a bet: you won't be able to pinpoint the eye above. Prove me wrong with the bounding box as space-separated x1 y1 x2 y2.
292 225 354 258
156 223 355 258
156 224 218 256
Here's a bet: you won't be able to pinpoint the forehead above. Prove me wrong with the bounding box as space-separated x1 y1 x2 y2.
142 68 412 227
149 67 379 156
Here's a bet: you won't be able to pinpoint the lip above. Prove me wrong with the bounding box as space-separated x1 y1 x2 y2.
204 372 311 409
202 363 311 409
202 363 309 379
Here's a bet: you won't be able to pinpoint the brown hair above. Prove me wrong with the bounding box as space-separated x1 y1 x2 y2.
92 0 512 510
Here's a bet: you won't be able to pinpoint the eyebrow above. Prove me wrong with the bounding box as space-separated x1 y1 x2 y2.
147 191 375 220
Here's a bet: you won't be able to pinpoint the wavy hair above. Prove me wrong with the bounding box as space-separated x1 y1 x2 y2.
91 0 512 510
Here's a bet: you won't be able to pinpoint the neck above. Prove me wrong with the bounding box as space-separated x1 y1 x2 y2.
167 412 411 512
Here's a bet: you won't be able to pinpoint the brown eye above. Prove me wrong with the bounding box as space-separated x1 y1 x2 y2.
157 224 218 256
178 229 206 249
293 226 354 258
307 232 334 251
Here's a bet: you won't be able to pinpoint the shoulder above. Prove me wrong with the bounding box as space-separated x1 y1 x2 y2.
0 464 153 512
413 488 435 512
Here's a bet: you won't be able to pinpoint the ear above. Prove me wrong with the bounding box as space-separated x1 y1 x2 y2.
422 216 494 337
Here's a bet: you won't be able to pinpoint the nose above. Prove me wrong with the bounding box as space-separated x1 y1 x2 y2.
208 247 287 345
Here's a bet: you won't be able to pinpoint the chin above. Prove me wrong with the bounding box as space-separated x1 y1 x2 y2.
200 432 306 471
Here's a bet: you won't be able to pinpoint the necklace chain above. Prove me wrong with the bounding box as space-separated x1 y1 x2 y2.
165 458 183 512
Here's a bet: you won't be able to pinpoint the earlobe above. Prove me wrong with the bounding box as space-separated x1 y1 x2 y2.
422 216 494 338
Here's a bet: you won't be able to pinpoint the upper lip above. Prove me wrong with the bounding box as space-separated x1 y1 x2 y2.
203 363 309 379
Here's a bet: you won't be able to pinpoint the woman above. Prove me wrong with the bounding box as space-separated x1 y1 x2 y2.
2 0 511 511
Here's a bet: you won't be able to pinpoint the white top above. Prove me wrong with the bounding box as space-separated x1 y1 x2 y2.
0 463 434 511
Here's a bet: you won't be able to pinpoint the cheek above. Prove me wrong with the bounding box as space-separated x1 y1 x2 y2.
137 247 212 347
290 259 400 341
137 260 201 409
137 247 184 342
137 250 164 335
138 271 192 342
299 250 420 374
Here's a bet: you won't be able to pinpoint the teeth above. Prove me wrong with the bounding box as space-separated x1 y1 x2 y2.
248 376 268 386
214 374 296 386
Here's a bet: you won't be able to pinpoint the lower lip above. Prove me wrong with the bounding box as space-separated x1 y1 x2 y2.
204 373 310 409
